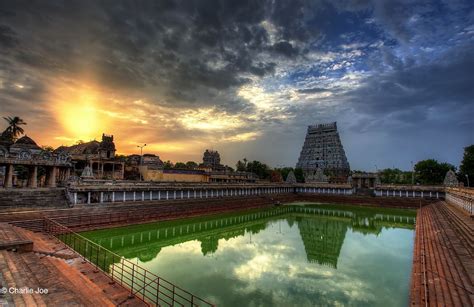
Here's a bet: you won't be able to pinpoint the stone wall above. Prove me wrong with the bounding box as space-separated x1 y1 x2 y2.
445 187 473 216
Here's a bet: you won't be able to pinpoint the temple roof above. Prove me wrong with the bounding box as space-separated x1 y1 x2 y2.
55 140 101 155
10 135 41 150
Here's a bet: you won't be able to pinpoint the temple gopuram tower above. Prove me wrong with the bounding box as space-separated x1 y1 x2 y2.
296 122 350 183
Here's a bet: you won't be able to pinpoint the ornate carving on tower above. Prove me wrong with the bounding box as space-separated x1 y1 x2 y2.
296 122 350 183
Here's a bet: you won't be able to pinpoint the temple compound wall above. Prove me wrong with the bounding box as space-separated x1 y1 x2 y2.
66 181 445 206
139 168 210 183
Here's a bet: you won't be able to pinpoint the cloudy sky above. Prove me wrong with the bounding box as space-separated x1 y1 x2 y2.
0 0 473 170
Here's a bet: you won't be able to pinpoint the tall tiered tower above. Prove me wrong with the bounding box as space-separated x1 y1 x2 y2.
296 122 350 183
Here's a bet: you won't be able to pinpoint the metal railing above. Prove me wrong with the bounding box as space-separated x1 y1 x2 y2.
43 218 214 307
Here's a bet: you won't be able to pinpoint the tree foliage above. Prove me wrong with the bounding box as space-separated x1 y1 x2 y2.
163 160 174 170
379 168 412 184
235 159 247 172
185 161 198 169
235 159 271 179
174 162 187 169
459 145 474 186
2 116 26 141
246 160 271 179
414 159 455 185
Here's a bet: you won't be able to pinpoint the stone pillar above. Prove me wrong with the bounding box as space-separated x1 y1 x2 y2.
73 192 77 205
27 166 38 188
87 192 91 204
46 167 57 187
112 191 115 202
4 164 13 188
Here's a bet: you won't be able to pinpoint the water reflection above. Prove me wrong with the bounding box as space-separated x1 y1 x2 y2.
82 204 416 306
84 205 415 268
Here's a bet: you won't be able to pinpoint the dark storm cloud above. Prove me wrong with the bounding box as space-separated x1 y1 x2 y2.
0 0 472 168
0 0 326 104
349 45 474 119
0 24 18 48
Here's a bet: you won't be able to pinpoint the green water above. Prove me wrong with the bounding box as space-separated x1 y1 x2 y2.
81 203 416 306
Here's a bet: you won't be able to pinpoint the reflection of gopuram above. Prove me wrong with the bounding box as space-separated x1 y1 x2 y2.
86 206 415 270
297 217 348 268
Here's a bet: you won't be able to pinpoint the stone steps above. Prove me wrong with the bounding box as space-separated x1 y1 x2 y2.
439 203 474 254
0 248 135 306
410 204 474 306
0 189 68 209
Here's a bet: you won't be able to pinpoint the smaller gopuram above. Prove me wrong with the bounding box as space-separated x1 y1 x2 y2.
202 149 224 171
443 170 459 186
296 122 350 183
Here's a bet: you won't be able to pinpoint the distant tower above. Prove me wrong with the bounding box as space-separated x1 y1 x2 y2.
99 134 116 159
296 122 350 183
202 149 221 170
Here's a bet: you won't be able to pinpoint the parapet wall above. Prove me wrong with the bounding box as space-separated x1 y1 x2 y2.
0 181 452 210
445 187 473 216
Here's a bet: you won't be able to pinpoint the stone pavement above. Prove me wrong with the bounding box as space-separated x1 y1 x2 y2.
410 202 473 306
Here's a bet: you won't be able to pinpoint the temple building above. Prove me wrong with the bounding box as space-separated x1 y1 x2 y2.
199 149 257 183
0 133 72 188
296 122 350 183
201 149 226 171
55 134 124 180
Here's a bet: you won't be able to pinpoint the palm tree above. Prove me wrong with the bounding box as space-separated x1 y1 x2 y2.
3 116 27 140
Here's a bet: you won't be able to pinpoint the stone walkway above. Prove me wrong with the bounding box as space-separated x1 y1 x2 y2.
411 202 473 306
0 223 33 252
0 224 147 306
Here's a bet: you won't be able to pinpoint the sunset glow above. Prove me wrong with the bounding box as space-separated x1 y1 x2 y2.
52 84 109 142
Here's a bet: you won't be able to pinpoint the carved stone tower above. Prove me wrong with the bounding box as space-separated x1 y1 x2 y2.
296 122 350 183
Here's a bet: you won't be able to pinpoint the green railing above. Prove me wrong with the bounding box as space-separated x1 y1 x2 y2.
43 218 214 307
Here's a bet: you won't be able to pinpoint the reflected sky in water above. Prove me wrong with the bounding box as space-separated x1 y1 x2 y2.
82 204 416 306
